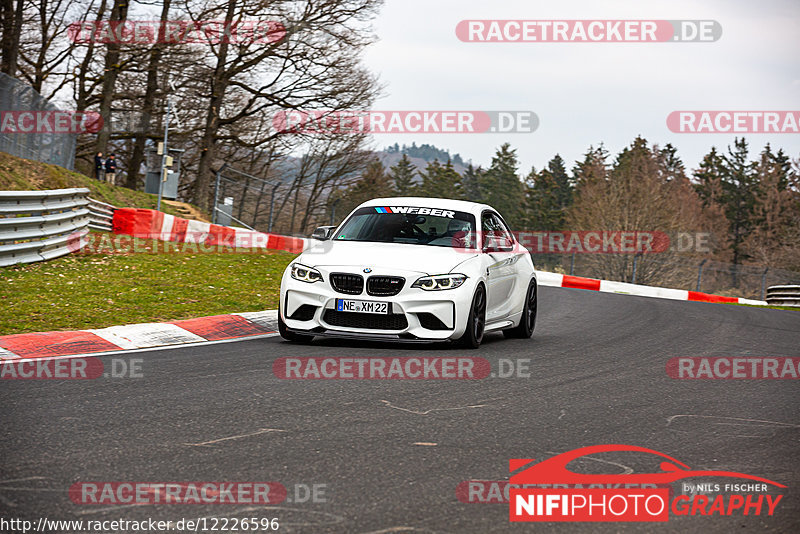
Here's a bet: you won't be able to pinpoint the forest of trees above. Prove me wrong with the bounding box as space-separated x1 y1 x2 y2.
337 137 800 287
0 0 797 292
0 0 385 215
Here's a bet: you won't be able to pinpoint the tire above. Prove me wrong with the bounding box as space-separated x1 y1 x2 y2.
278 307 314 343
503 280 537 339
457 284 486 349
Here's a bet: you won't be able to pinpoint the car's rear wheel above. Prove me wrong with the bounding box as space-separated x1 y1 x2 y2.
278 307 314 343
458 284 486 349
503 279 536 339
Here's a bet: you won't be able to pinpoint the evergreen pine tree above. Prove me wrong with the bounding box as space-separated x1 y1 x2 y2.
719 138 758 269
462 163 482 202
339 159 394 215
388 154 417 196
418 159 465 199
479 143 524 225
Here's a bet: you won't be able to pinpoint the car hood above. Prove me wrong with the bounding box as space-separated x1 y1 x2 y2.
298 240 477 275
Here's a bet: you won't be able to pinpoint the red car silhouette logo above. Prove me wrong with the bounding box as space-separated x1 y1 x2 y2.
510 444 785 487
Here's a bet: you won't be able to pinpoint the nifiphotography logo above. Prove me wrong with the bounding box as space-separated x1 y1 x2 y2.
509 445 785 522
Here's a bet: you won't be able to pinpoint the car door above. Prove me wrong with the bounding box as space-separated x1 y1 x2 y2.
481 211 517 321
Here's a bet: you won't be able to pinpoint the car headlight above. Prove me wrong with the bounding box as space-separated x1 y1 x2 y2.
291 263 323 283
411 274 467 291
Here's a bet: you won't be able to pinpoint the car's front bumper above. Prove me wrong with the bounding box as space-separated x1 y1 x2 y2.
280 268 475 342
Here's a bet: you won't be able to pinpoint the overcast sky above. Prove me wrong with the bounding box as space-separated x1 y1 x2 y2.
361 0 800 174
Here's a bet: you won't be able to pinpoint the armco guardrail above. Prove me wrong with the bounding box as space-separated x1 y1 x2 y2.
766 285 800 308
88 197 115 231
0 188 91 267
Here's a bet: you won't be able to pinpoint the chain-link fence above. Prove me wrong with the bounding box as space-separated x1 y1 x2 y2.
533 252 800 301
0 73 76 170
212 165 288 232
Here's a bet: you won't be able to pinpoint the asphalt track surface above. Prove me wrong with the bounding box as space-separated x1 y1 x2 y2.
2 286 799 533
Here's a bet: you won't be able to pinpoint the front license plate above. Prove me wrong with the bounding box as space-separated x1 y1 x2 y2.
335 299 389 314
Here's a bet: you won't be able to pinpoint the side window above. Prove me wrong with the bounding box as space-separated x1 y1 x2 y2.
493 214 515 247
481 212 513 250
481 212 496 249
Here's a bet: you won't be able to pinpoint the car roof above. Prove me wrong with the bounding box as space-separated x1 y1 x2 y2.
360 197 494 216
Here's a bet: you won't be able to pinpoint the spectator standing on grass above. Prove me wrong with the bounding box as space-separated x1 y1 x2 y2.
105 153 117 184
94 152 104 181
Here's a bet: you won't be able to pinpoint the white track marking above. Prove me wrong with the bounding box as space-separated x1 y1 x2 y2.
235 310 279 330
89 323 206 349
0 333 280 365
184 428 287 447
0 347 19 359
0 476 47 484
666 415 800 428
380 399 488 416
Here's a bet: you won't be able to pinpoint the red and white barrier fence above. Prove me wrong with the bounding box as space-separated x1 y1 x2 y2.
534 271 767 306
111 208 309 254
0 274 770 360
110 208 764 306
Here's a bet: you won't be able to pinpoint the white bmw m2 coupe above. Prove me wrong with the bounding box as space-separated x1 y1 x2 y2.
278 197 536 348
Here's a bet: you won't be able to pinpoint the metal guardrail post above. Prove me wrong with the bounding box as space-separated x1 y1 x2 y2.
87 197 116 231
696 259 707 292
0 188 103 267
765 285 800 307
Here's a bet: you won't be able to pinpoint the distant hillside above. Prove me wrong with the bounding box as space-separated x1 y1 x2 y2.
0 152 208 218
376 143 470 178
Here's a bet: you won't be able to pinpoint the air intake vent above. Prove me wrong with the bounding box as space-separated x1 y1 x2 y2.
416 312 450 330
330 273 364 295
366 276 405 296
288 304 318 321
323 310 408 330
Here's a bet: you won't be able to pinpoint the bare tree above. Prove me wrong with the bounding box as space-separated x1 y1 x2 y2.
17 0 81 99
93 0 129 155
125 0 173 188
1 0 24 75
186 0 383 210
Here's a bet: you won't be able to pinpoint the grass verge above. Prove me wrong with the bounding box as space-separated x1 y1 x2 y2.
729 302 800 311
1 235 295 335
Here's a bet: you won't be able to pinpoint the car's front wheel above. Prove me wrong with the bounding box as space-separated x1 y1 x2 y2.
503 279 536 339
278 307 314 343
457 284 486 349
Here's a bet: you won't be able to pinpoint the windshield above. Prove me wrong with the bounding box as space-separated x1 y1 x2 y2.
334 206 477 248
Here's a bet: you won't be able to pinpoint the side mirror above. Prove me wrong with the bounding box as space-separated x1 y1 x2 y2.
311 225 336 240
